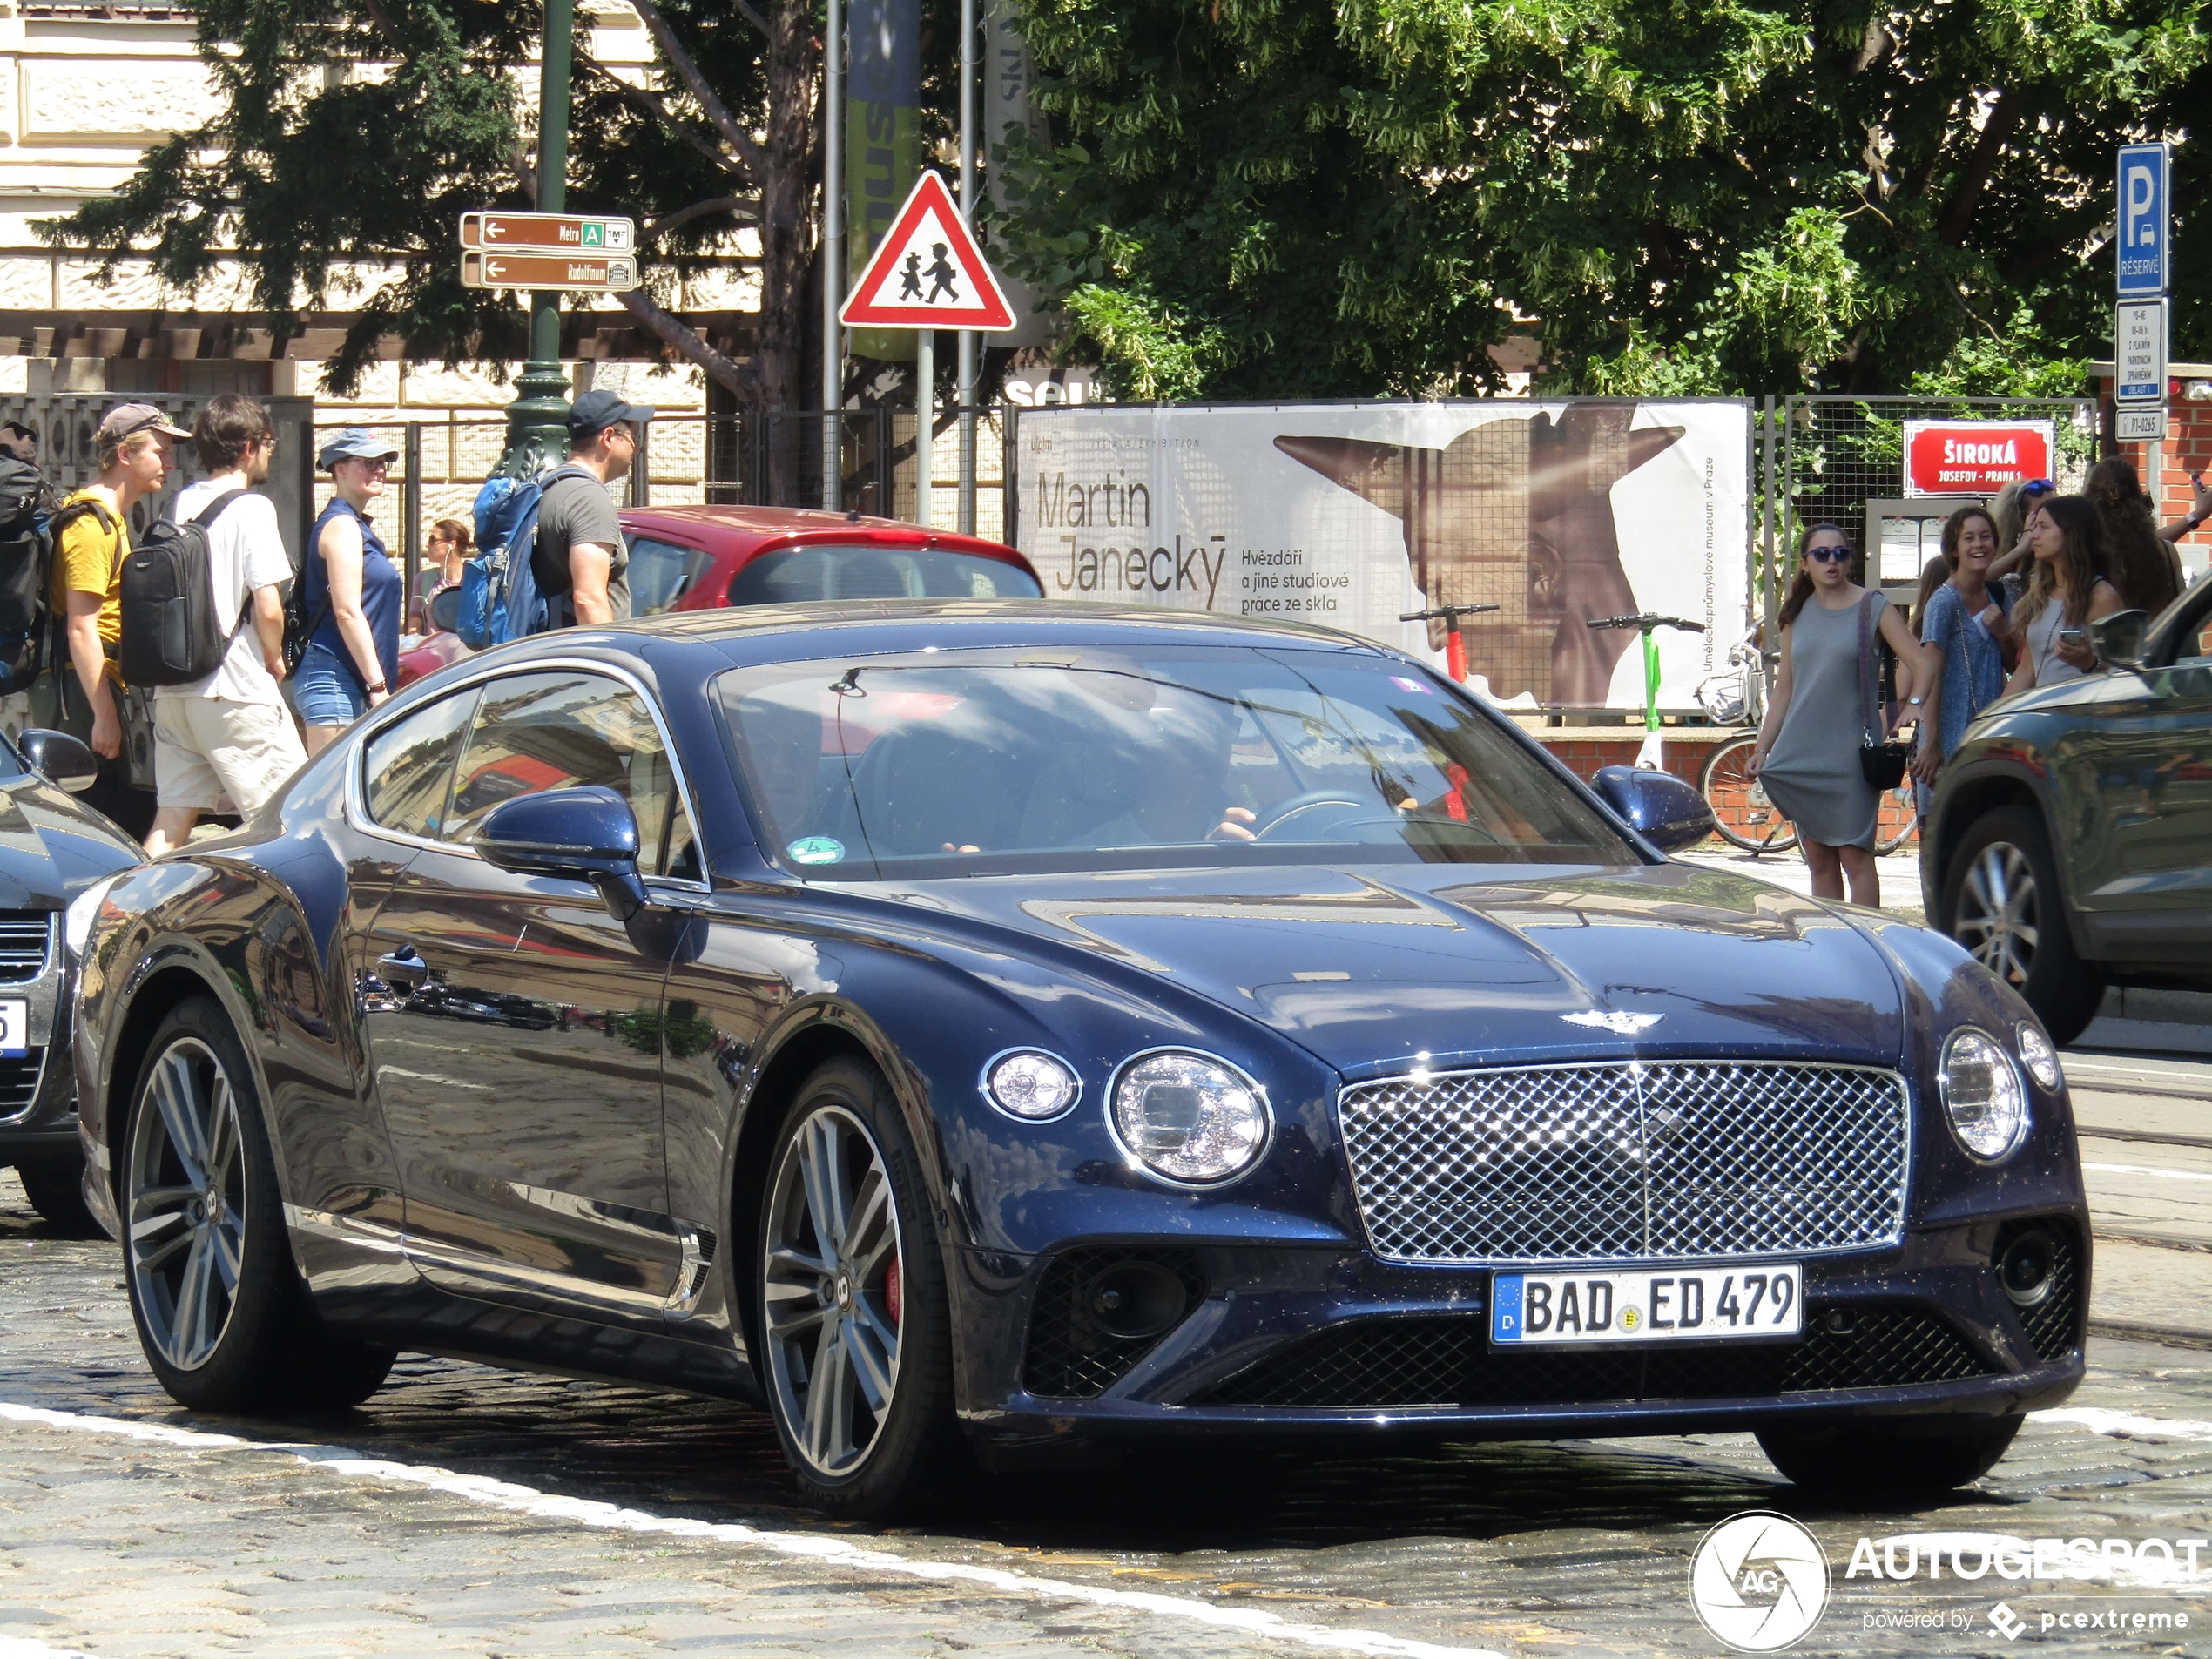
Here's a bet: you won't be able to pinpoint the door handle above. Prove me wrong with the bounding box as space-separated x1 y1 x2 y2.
376 947 433 991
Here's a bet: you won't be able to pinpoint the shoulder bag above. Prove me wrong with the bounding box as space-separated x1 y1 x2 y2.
1857 592 1911 789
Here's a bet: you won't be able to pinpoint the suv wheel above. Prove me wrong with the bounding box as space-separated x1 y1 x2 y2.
1943 805 2103 1044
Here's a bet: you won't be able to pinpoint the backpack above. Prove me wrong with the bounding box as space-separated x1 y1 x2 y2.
0 455 54 695
117 489 249 688
280 555 329 679
455 464 597 650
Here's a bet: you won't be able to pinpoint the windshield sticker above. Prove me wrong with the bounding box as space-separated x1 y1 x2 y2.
1390 675 1434 695
787 836 846 866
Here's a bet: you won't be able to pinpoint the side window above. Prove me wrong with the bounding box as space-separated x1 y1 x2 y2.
624 535 711 617
662 800 703 882
442 671 694 873
361 688 480 840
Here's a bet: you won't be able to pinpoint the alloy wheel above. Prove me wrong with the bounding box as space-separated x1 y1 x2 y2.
761 1103 905 1477
1955 840 2038 988
126 1037 247 1371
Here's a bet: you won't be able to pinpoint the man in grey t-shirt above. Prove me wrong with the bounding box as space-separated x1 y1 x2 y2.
534 388 654 627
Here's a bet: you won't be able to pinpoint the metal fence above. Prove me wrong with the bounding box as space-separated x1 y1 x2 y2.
1757 395 2099 616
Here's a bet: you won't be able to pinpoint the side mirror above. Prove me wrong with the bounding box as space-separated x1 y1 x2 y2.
427 585 462 633
18 727 99 793
2090 609 2147 671
475 786 649 921
1593 764 1716 854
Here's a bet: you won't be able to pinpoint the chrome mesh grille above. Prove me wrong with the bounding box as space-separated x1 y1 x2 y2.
1339 1062 1909 1264
0 913 48 981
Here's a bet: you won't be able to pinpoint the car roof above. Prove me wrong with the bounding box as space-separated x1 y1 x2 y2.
586 597 1388 667
618 503 1029 567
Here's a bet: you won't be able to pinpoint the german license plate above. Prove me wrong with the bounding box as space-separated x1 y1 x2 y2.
1491 1264 1802 1345
0 999 27 1057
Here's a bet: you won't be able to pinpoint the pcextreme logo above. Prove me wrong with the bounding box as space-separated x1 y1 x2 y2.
1689 1511 1831 1651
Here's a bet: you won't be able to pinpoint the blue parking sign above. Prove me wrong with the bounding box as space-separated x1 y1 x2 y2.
2117 143 2169 297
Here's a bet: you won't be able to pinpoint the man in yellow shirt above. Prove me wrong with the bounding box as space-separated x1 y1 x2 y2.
51 402 188 839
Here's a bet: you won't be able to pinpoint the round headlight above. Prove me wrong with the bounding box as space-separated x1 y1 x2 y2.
1111 1050 1270 1184
1940 1028 2028 1162
2016 1022 2061 1092
982 1050 1081 1121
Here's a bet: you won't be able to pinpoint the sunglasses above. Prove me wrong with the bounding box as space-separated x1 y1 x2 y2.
1805 545 1852 563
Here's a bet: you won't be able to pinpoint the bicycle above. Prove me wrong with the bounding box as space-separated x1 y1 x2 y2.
1696 627 1917 855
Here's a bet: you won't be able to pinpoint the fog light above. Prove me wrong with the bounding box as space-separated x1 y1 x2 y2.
1939 1028 2028 1162
1087 1262 1189 1339
1997 1228 2057 1309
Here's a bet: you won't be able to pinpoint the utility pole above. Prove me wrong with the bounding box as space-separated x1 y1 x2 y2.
498 0 575 478
821 0 845 509
956 0 978 533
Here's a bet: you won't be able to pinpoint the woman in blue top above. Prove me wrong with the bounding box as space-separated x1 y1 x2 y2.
1909 504 2012 812
298 428 403 754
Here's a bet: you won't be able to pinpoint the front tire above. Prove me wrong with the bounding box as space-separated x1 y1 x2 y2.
1942 805 2103 1044
756 1057 959 1520
122 995 395 1413
16 1152 101 1236
1757 1414 2023 1497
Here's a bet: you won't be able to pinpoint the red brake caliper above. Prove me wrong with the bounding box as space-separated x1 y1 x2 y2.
886 1256 901 1327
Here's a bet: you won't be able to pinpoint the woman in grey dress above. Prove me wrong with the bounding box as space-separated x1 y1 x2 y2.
1748 525 1934 907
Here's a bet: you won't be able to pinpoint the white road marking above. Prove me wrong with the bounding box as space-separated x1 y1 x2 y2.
2081 1162 2212 1183
2032 1406 2212 1442
0 1400 1501 1659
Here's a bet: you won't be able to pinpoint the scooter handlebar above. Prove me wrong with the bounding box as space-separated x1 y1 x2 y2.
1585 614 1707 633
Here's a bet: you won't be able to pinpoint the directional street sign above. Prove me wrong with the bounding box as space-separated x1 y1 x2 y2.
2117 407 2168 442
839 171 1016 331
2115 298 2167 403
461 250 639 293
2116 143 2169 298
459 212 634 253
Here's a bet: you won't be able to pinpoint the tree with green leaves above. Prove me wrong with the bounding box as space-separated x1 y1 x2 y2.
44 0 815 414
995 0 2210 400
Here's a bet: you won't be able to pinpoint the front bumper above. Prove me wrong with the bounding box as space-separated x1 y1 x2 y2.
952 1216 2087 1458
0 922 78 1165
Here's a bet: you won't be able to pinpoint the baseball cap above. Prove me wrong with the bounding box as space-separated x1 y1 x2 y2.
567 388 654 438
316 427 401 470
97 403 192 446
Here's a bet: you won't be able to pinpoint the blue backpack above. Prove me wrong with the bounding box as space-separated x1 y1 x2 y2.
454 463 597 649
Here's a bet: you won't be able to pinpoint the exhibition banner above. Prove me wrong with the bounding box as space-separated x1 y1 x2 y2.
1012 401 1752 711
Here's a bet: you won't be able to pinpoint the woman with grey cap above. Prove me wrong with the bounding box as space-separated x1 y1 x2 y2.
296 428 402 753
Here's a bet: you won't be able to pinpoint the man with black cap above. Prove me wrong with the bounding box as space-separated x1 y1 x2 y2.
532 388 652 629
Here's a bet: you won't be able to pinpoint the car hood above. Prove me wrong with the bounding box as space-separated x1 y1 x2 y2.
0 774 142 908
907 860 1904 1075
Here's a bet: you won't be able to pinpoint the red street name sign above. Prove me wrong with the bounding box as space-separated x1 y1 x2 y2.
1902 420 2056 497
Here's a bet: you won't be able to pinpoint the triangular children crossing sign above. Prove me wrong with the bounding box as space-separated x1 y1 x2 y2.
840 171 1017 331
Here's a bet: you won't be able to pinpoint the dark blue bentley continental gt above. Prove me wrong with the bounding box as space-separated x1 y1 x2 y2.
71 602 2087 1516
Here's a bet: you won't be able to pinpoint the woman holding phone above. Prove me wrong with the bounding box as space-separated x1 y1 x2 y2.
2006 495 2122 694
1748 524 1933 907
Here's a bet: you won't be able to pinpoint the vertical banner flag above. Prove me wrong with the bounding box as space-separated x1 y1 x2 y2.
846 0 920 360
1013 401 1751 711
981 0 1052 347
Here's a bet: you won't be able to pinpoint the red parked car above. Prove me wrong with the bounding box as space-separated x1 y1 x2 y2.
401 506 1043 686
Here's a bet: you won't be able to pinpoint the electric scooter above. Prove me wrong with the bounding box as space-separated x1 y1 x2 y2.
1400 600 1501 683
1587 612 1705 770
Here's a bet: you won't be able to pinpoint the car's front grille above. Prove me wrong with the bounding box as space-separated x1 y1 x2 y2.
0 912 50 981
1338 1062 1909 1264
1194 1306 1996 1408
0 1053 43 1118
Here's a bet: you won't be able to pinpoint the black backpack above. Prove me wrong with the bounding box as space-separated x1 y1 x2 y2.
118 489 248 688
0 455 54 694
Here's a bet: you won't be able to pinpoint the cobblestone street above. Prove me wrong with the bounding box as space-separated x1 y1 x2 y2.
6 1045 2212 1658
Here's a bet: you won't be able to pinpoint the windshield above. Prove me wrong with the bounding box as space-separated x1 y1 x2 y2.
715 647 1633 879
729 543 1042 605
